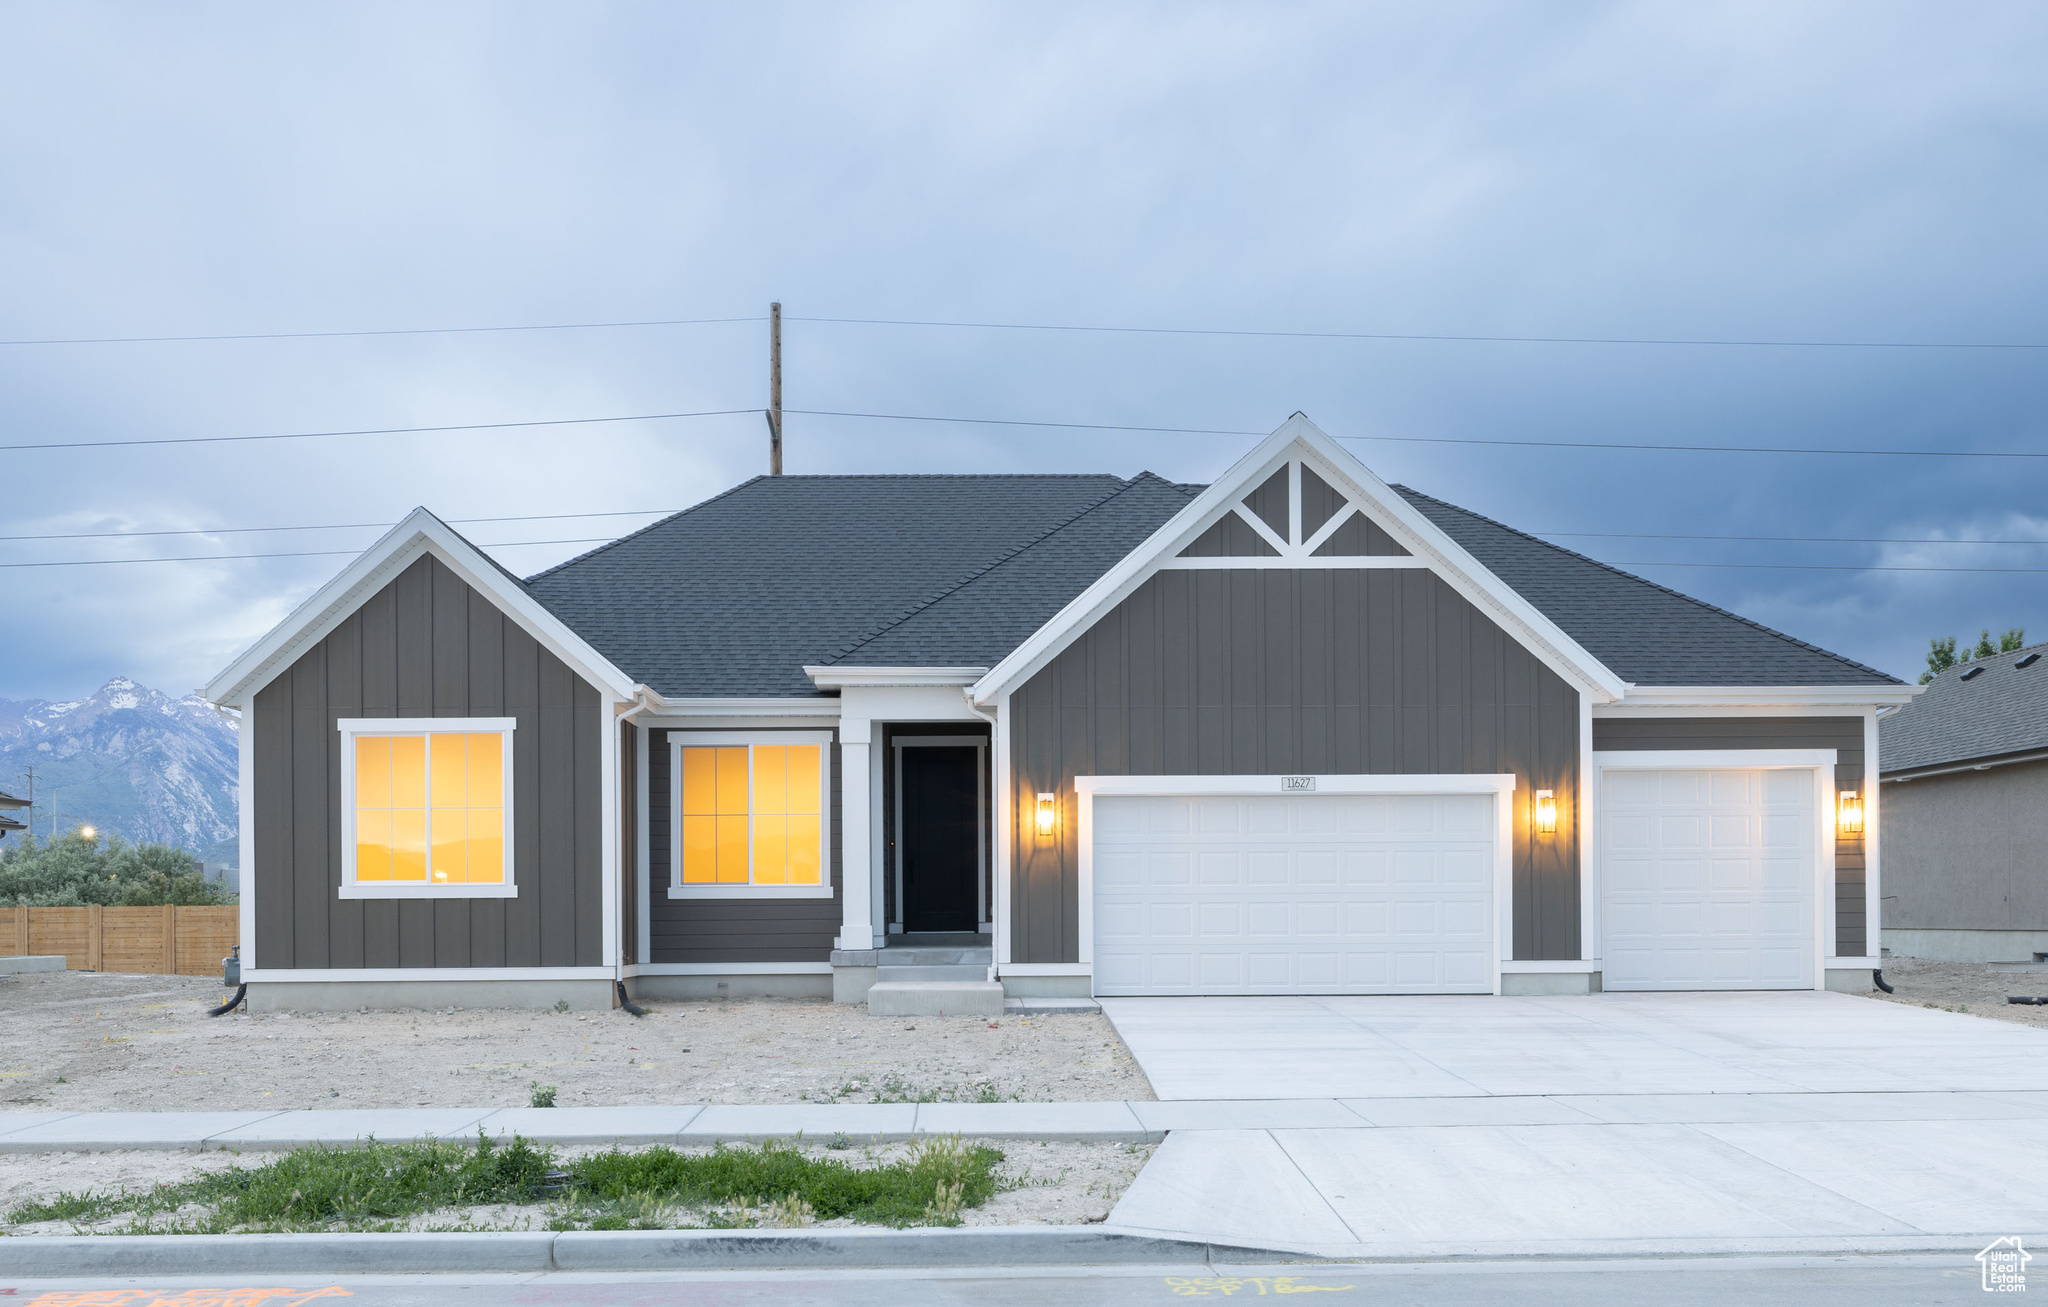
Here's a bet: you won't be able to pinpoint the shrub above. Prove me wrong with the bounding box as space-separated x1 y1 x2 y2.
0 830 231 906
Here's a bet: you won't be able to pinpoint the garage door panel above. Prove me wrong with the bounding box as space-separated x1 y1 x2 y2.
1600 767 1813 991
1092 792 1496 995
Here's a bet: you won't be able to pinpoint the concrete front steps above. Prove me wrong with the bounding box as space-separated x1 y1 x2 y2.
866 937 1004 1017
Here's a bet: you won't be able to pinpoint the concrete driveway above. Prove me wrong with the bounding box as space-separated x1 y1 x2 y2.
1100 991 2048 1257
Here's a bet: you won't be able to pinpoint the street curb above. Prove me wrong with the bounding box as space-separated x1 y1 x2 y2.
0 1227 1311 1276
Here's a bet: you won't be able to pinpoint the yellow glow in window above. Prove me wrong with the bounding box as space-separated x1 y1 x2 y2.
354 731 505 887
678 743 823 887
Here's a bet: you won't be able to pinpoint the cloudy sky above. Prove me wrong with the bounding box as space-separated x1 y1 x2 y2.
2 2 2044 701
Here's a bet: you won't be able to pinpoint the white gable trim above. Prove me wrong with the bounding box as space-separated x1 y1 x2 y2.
970 414 1631 705
203 507 637 706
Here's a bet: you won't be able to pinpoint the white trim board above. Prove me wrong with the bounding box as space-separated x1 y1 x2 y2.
1605 686 1919 711
1591 749 1837 770
971 415 1631 707
204 508 635 706
1073 771 1518 994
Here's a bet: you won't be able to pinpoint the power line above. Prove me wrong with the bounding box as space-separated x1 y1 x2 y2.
796 408 2048 461
8 402 2046 461
789 315 2048 351
0 508 676 545
3 308 2040 351
0 409 755 454
0 316 765 347
1541 531 2048 547
0 537 619 570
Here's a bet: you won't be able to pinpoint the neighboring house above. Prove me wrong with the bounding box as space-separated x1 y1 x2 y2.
203 416 1915 1012
0 788 24 839
1880 641 2048 962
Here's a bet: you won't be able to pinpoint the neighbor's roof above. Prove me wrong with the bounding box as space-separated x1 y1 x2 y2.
521 470 1900 698
1881 641 2048 775
525 474 1178 698
1394 488 1900 688
0 789 27 811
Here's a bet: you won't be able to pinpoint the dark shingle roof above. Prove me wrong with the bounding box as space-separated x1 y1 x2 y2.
1394 486 1900 688
523 475 1136 697
1881 642 2048 774
517 469 1901 699
824 473 1200 667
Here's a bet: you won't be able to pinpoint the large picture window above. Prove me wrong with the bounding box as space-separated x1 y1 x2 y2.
669 731 832 898
338 718 517 899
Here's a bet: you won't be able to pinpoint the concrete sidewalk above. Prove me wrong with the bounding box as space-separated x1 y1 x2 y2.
10 1086 2048 1153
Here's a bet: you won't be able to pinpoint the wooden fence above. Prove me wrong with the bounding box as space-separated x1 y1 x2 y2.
0 905 239 977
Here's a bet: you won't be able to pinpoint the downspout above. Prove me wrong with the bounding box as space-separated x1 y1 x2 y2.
613 685 661 1016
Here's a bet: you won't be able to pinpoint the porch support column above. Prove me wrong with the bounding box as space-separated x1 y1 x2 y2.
838 715 875 951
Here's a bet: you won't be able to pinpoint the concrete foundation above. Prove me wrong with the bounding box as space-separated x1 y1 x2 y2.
1825 967 1877 993
831 965 878 1004
248 978 616 1013
628 972 832 1002
999 973 1093 998
1501 970 1601 996
0 956 66 975
1882 928 2048 964
867 980 1005 1017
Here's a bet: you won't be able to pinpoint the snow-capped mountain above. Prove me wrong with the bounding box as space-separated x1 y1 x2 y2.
0 677 238 861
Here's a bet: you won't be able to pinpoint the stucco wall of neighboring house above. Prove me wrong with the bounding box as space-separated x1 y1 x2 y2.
1592 716 1867 956
646 726 843 963
251 553 605 970
1881 759 2048 932
1008 567 1583 967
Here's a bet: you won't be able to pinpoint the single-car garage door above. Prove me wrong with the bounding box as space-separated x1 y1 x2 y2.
1599 768 1815 990
1091 792 1494 995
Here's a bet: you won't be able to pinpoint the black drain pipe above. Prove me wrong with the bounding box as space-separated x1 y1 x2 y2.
208 984 246 1016
617 980 646 1017
208 945 246 1016
1873 969 1894 994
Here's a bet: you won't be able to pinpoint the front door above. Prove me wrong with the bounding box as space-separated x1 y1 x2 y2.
899 744 981 933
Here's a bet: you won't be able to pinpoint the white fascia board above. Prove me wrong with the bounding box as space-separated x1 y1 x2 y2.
1606 685 1921 711
648 696 843 719
970 414 1630 705
204 508 637 705
804 666 989 689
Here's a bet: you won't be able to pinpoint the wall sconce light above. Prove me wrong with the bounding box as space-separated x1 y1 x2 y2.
1532 789 1557 836
1035 792 1058 838
1838 788 1863 835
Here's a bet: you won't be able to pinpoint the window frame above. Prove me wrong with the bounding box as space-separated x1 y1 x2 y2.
336 717 518 900
668 730 834 899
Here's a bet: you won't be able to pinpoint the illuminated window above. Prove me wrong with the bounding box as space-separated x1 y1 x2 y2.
671 732 831 897
339 718 516 899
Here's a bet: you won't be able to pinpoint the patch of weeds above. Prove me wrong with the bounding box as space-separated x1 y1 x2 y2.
9 1190 125 1225
575 1134 1002 1227
553 999 571 1014
827 1131 853 1151
529 1081 558 1108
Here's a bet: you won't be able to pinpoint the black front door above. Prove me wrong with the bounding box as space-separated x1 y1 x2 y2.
900 745 980 933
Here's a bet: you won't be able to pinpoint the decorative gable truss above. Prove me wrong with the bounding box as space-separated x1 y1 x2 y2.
1168 457 1423 569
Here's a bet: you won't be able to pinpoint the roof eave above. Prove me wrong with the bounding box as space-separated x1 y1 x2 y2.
805 666 990 689
1609 684 1921 710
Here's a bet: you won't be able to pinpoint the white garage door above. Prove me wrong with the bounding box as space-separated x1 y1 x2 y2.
1600 768 1815 991
1091 792 1494 996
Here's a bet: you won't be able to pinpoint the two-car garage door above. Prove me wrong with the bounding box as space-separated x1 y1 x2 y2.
1091 792 1494 996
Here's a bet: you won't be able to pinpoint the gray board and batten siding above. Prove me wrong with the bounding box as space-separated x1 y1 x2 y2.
645 727 843 965
1009 566 1584 967
1591 717 1868 956
251 554 606 970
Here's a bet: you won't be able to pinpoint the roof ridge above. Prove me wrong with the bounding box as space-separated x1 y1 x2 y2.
824 473 1194 665
1391 484 1903 686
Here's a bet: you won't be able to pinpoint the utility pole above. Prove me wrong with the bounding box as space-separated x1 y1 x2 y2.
766 301 783 475
17 766 35 844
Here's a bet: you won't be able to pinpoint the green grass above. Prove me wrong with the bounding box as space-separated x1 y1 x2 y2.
4 1132 1004 1234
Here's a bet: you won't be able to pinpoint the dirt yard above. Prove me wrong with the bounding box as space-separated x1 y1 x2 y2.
0 1136 1154 1235
0 971 1153 1112
1864 955 2048 1031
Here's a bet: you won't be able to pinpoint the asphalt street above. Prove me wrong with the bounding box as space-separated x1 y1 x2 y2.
2 1254 2001 1305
